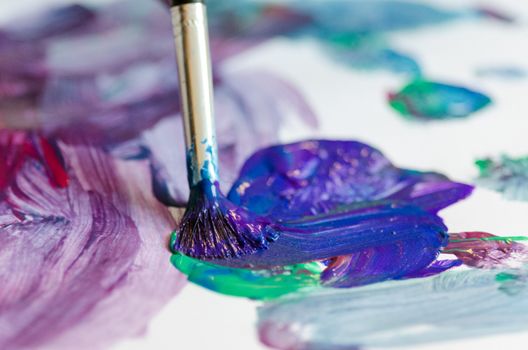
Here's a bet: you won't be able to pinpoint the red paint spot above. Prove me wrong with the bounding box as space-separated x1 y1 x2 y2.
34 135 69 188
0 130 68 191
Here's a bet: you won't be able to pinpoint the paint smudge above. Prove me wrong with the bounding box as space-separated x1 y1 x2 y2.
109 70 318 207
206 0 505 77
476 156 528 201
171 253 324 300
324 34 422 76
0 131 185 350
475 6 515 24
446 232 528 268
258 267 528 349
476 66 527 79
0 131 68 191
3 5 96 41
388 79 492 121
173 140 471 294
296 0 459 34
0 0 318 206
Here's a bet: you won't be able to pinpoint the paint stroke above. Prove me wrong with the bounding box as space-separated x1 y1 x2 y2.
446 232 528 268
476 66 527 79
258 267 528 349
323 34 422 76
110 70 318 207
0 130 185 350
388 79 492 121
476 156 528 201
206 0 507 77
171 253 324 300
0 131 68 191
0 0 318 206
173 140 471 294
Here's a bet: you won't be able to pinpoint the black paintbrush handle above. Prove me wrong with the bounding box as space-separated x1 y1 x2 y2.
171 0 204 6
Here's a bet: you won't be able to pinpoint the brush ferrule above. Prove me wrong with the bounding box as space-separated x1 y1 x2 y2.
171 2 218 186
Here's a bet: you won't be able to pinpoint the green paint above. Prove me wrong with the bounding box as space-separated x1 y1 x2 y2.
476 155 528 201
325 32 368 48
171 253 324 300
388 79 491 121
475 158 494 176
496 272 519 282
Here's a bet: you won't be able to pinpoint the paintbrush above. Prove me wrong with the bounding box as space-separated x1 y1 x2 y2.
169 0 279 259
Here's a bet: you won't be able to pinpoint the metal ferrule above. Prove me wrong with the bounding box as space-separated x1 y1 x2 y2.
171 2 219 187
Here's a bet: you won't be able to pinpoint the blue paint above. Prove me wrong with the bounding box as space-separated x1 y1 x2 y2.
173 140 471 291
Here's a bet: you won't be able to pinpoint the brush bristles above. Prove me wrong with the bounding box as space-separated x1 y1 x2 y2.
172 180 279 259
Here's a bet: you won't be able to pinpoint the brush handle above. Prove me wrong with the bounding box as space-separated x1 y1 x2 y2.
171 0 219 187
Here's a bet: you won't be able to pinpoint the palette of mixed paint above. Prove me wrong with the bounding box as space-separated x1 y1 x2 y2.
1 0 528 349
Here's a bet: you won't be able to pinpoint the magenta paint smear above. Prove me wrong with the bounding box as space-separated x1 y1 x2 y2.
446 232 528 268
0 130 185 350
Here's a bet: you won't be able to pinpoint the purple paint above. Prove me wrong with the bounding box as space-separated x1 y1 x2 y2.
446 232 528 268
187 140 473 289
0 130 185 350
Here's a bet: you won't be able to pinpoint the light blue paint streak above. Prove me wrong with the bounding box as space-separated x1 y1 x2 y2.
258 267 528 349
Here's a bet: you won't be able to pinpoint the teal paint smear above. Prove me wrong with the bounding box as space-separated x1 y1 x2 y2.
388 79 492 121
323 33 422 77
258 267 528 349
476 156 528 201
171 253 324 300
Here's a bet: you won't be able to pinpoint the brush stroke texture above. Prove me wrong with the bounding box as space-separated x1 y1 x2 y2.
174 140 471 291
445 232 528 269
0 130 185 350
258 267 528 350
0 0 317 206
135 72 318 206
476 156 528 201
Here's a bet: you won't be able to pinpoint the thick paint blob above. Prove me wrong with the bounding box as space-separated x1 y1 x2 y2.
229 141 473 218
0 131 185 350
173 140 472 295
388 79 492 121
258 267 528 349
476 156 528 201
